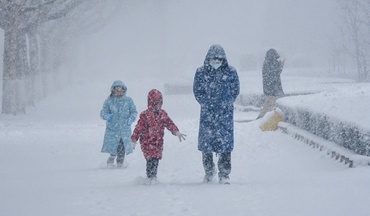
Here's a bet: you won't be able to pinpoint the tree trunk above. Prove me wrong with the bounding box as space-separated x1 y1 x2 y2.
16 32 29 113
28 28 41 103
2 27 18 114
2 21 31 114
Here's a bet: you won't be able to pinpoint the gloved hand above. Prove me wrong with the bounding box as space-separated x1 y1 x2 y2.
104 114 113 122
131 141 137 150
127 117 135 126
175 131 186 142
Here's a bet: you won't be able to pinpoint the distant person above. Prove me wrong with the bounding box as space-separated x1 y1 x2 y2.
100 80 137 168
131 89 186 182
256 48 285 119
193 44 240 184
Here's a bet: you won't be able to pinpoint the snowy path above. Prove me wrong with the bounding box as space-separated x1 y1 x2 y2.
1 80 370 216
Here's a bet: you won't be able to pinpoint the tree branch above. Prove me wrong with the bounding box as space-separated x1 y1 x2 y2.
22 0 60 13
47 0 86 21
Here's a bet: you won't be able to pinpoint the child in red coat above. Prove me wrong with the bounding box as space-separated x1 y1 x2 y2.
131 89 186 181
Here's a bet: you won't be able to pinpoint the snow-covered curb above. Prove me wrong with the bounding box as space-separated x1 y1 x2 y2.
278 122 370 168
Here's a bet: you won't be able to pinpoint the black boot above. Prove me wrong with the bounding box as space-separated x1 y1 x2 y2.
107 155 115 166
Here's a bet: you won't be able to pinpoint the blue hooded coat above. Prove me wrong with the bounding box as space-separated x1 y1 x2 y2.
100 80 138 155
193 44 240 153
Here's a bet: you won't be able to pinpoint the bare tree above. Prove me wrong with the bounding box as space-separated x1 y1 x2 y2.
0 0 85 114
0 0 122 114
336 0 370 82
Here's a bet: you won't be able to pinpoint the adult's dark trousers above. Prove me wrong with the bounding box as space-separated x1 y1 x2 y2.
202 152 231 179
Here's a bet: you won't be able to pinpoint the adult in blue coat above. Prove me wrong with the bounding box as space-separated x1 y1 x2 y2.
256 48 285 119
193 44 240 184
100 80 137 167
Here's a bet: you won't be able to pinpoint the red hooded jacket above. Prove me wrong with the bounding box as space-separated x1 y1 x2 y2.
131 89 179 159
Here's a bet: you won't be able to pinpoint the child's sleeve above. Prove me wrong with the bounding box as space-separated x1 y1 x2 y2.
100 98 110 120
128 98 138 122
162 110 179 134
131 112 145 142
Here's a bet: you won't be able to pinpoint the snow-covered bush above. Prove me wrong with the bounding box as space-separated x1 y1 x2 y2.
279 104 370 156
235 94 264 107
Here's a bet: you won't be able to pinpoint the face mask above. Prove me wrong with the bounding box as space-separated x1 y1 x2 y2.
209 59 222 70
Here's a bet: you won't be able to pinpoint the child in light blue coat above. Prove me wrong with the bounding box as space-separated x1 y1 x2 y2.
100 80 137 167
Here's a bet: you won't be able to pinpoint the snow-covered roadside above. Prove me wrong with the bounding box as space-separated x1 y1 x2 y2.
279 122 370 167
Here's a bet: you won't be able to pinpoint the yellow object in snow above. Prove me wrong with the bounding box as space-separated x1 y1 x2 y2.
259 110 283 132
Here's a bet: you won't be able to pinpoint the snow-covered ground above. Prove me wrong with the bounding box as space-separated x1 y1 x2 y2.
1 73 370 216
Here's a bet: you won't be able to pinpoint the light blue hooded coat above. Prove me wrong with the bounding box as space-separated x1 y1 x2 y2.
100 80 137 155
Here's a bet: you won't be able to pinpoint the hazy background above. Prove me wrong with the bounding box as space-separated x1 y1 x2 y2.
77 0 340 81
